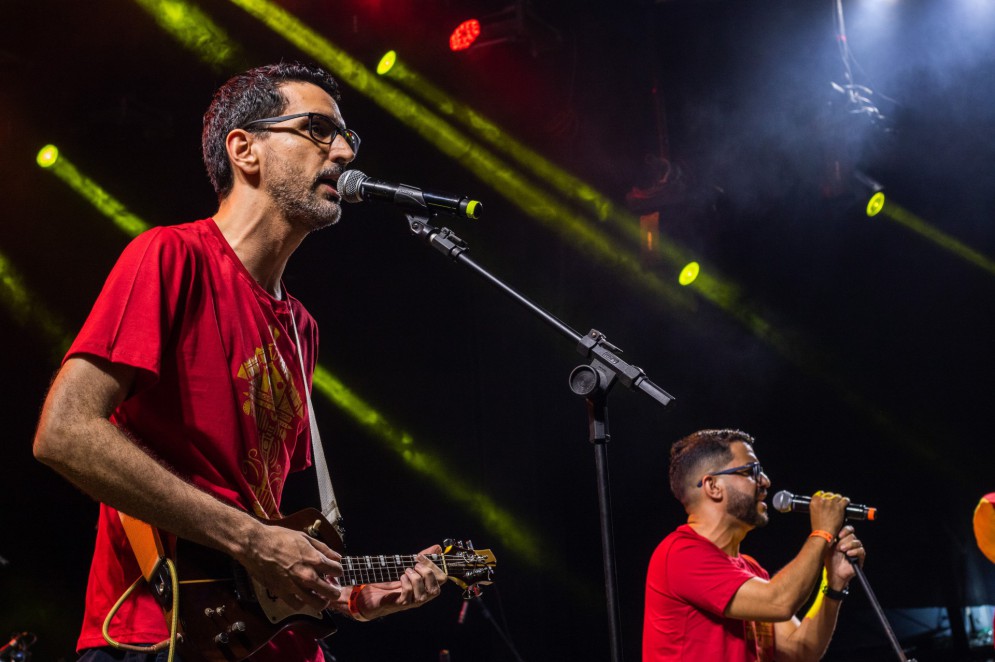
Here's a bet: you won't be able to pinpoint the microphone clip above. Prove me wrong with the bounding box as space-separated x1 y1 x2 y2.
406 214 470 261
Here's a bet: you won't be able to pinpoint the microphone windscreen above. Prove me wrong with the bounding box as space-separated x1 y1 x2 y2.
338 169 368 203
772 490 795 513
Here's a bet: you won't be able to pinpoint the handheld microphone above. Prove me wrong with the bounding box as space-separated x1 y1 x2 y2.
338 169 482 219
773 490 877 521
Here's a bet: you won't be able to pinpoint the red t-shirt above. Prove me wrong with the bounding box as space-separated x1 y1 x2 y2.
643 524 776 661
68 219 322 661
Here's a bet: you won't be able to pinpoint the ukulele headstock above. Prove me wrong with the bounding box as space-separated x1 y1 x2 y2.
442 539 497 594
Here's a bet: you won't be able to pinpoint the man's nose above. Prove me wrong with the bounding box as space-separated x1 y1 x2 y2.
328 134 355 164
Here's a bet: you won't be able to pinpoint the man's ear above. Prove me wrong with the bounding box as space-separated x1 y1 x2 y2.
700 475 724 502
226 128 260 179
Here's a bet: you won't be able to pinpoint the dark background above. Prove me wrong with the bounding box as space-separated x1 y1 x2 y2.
3 0 995 660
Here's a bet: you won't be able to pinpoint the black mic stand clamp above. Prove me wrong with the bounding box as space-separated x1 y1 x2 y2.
575 330 674 408
406 215 469 260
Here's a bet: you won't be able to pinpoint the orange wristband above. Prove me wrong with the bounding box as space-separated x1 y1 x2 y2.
348 584 370 622
809 530 835 545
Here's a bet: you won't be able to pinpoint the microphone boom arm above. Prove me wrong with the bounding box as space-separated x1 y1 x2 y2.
405 214 674 407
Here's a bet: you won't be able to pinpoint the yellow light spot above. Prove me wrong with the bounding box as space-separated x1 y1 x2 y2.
36 144 59 168
377 50 396 75
866 191 886 217
679 261 700 286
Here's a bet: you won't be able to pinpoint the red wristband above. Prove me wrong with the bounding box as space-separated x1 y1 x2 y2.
348 584 369 622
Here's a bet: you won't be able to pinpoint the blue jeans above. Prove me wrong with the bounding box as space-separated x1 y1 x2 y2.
78 644 336 661
77 647 182 662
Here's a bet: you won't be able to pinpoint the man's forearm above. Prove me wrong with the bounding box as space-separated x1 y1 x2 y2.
727 535 830 621
33 359 260 559
38 414 259 556
776 594 843 662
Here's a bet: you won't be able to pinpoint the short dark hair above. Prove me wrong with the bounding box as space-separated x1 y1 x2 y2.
202 62 342 200
669 429 756 508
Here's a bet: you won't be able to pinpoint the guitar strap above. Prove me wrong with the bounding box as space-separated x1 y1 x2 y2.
118 512 166 581
289 305 346 542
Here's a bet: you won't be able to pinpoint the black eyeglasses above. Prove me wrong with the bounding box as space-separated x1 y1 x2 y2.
242 112 360 155
696 461 764 488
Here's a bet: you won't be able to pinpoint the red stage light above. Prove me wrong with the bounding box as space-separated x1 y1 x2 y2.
450 19 481 51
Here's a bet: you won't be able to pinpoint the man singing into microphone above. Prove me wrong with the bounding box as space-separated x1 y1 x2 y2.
34 62 446 661
643 429 866 661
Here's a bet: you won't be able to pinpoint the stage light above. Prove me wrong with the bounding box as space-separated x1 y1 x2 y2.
36 144 59 168
855 171 995 276
449 19 481 51
376 49 396 75
854 170 886 217
35 144 150 237
448 2 560 54
866 191 886 217
450 12 515 52
679 262 700 286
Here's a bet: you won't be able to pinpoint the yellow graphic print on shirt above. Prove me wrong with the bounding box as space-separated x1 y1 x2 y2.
745 618 776 661
237 327 304 519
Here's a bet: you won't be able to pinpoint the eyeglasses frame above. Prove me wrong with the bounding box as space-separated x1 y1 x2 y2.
241 112 360 155
696 461 764 488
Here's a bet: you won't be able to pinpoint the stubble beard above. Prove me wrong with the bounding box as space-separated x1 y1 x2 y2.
729 483 768 529
266 161 342 231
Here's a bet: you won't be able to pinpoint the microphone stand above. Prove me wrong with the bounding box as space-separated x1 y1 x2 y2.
847 557 917 662
464 590 527 662
403 213 675 662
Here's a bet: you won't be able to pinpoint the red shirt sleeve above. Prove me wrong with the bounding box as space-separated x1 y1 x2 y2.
66 226 191 385
666 534 763 616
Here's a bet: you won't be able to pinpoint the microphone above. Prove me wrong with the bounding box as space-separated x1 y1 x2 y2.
773 490 877 521
338 170 482 219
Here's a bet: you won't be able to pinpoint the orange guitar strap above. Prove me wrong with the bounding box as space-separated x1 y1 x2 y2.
118 512 166 581
107 512 177 656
